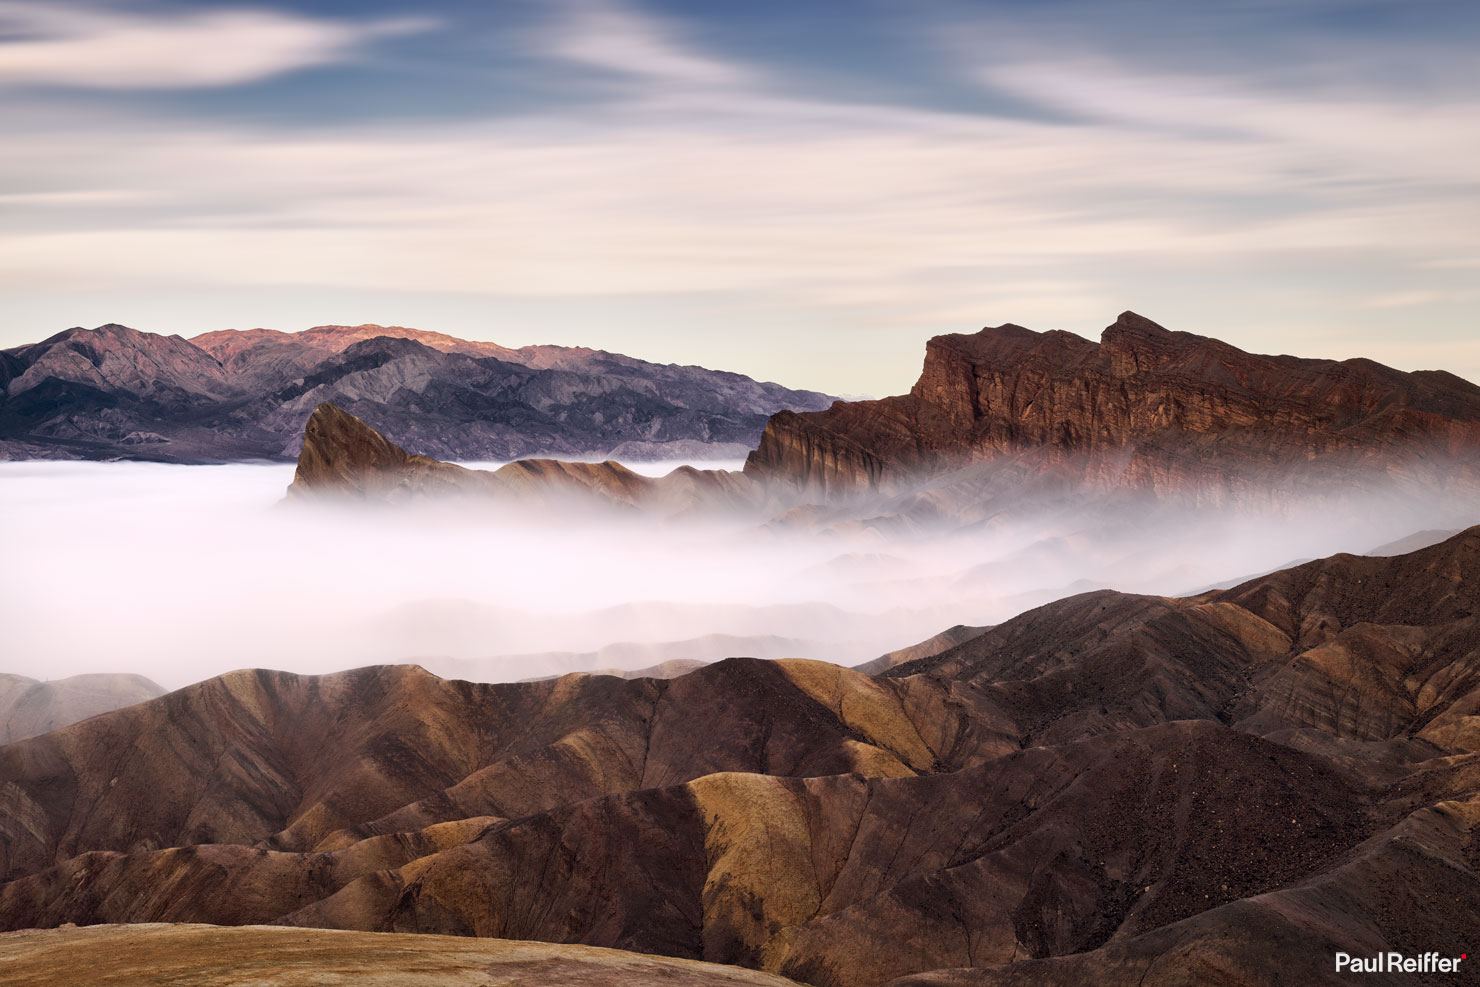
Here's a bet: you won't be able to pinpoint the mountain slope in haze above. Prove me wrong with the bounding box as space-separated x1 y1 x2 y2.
3 531 1480 986
0 323 832 463
743 311 1480 504
889 526 1480 747
0 673 164 744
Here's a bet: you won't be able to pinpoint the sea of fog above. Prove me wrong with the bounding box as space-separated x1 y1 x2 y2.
0 459 1456 690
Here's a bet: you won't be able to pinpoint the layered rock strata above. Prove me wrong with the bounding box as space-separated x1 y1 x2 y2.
744 312 1480 504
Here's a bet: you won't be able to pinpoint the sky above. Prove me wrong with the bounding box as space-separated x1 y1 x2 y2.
1 0 1477 396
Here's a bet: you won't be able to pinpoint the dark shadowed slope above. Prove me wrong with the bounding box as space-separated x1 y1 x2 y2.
885 788 1480 986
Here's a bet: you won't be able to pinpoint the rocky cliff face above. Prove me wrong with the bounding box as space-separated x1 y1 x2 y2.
745 312 1480 504
288 401 480 500
0 323 831 463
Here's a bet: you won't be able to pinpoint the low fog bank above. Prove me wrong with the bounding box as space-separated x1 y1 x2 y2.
456 458 752 476
2 461 1473 690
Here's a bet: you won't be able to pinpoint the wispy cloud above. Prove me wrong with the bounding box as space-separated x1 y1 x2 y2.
1354 289 1479 310
974 55 1480 187
4 66 1472 296
0 1 434 89
537 0 755 89
0 0 1477 391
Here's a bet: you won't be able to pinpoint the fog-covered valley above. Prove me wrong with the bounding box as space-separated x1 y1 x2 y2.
1 459 1460 690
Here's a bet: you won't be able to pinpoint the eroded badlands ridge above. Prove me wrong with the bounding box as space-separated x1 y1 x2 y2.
744 311 1480 501
3 530 1480 986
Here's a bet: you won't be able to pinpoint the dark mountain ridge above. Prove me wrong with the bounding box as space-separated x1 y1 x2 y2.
0 323 832 462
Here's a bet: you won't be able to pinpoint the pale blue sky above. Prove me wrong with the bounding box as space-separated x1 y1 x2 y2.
1 0 1477 394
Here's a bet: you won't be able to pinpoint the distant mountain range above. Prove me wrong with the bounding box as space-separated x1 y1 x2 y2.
0 323 832 462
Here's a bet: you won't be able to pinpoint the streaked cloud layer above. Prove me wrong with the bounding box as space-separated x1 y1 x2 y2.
2 0 1476 394
0 1 432 88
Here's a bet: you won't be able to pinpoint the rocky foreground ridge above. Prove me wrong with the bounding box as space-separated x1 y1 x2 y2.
0 323 831 462
2 531 1480 985
0 924 801 987
744 311 1480 503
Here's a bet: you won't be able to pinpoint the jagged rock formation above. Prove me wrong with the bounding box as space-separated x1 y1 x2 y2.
0 924 804 987
0 323 830 462
744 312 1480 505
3 531 1480 986
0 673 163 744
288 401 487 500
288 402 764 514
